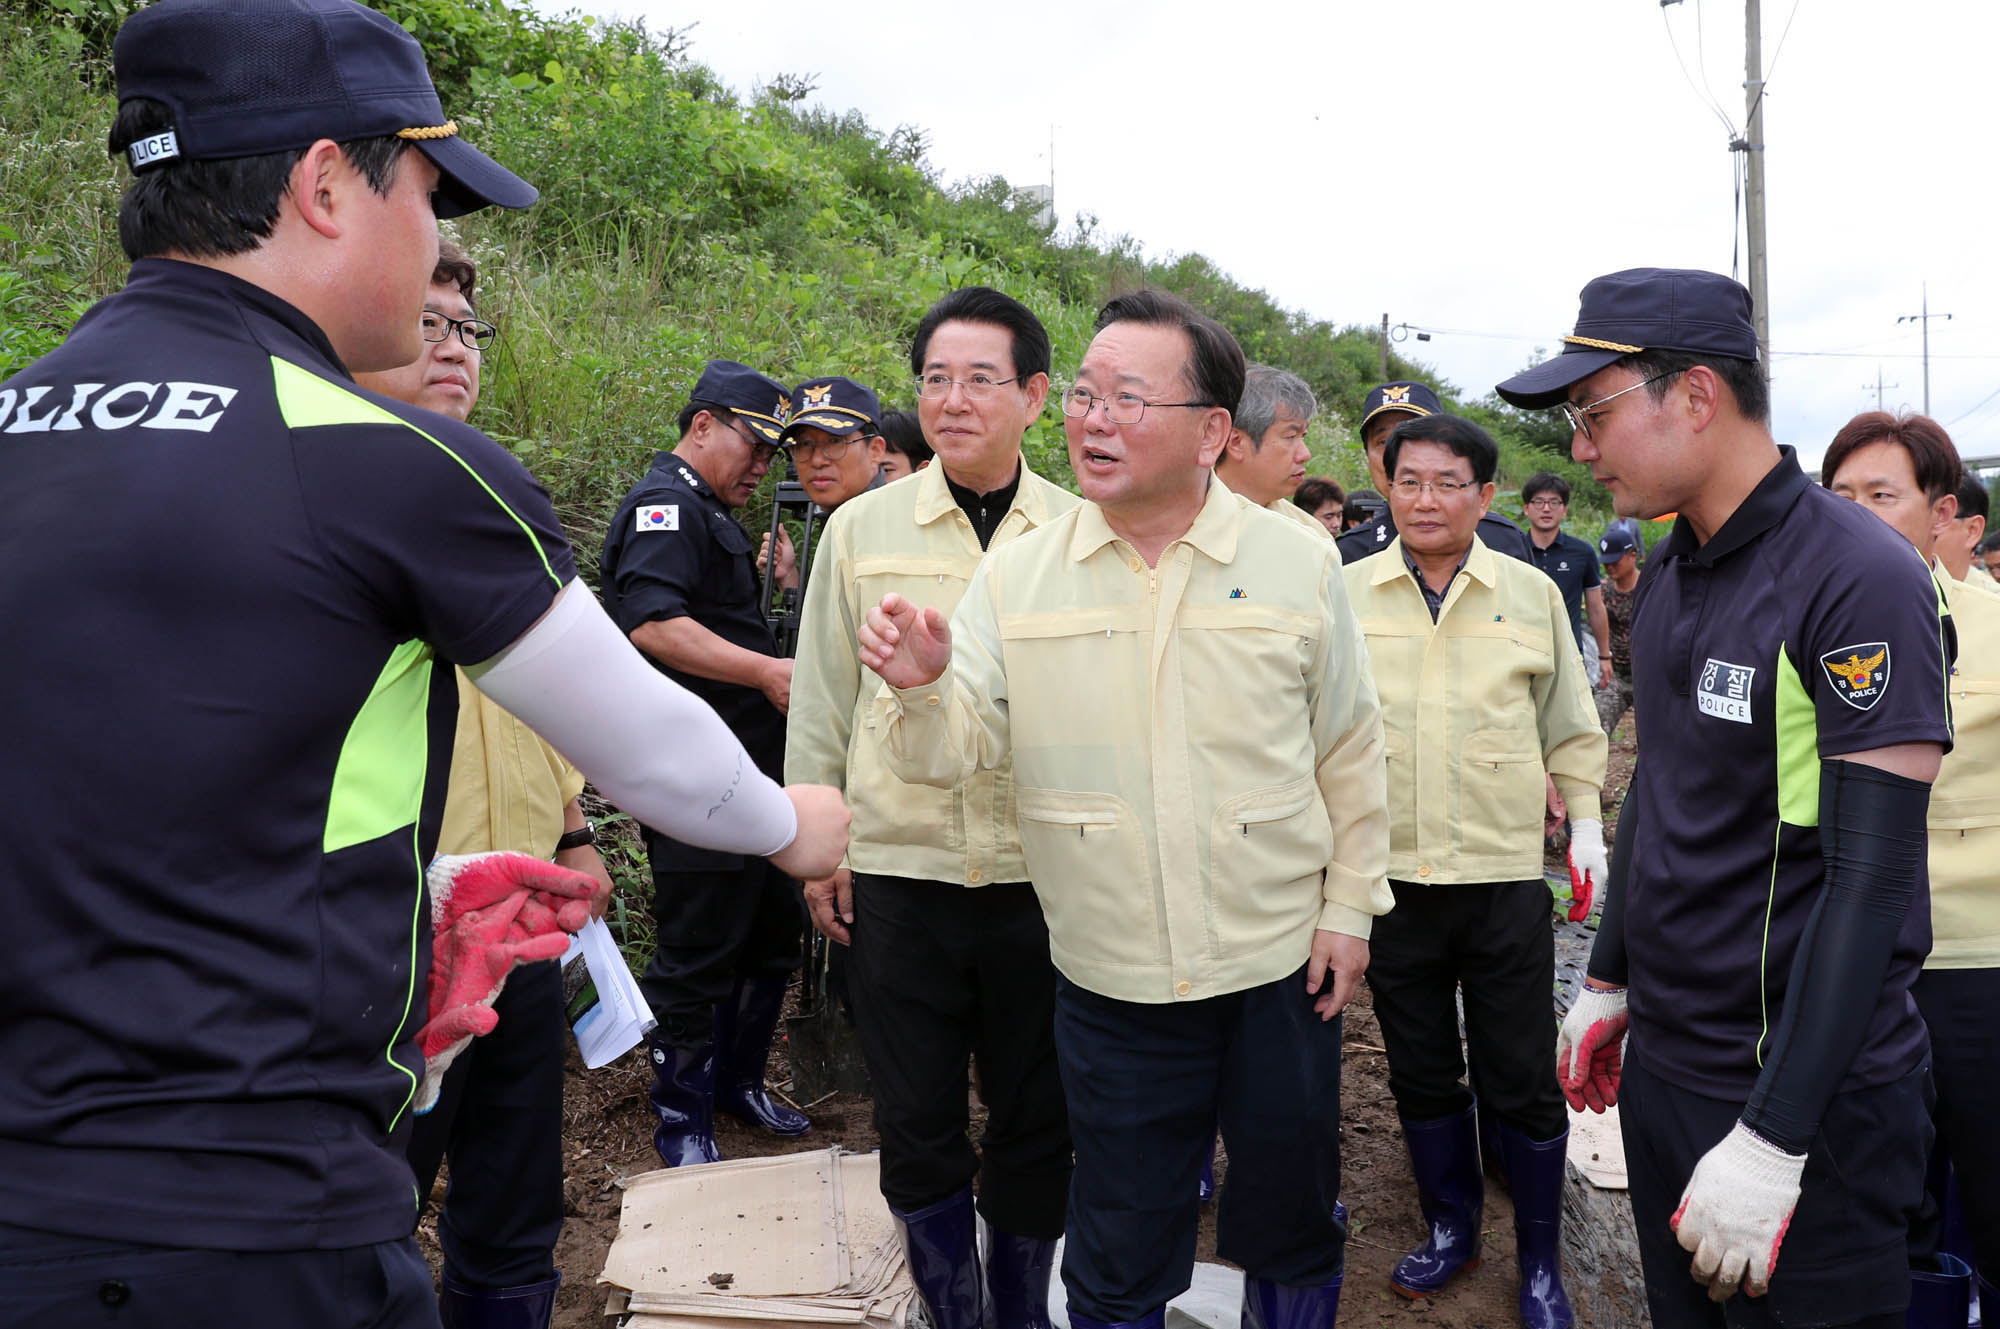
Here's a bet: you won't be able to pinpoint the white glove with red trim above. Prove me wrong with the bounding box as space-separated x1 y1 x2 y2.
1672 1121 1806 1301
1555 984 1627 1112
1567 818 1608 921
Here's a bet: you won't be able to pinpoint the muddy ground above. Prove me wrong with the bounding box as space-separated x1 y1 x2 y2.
420 726 1640 1329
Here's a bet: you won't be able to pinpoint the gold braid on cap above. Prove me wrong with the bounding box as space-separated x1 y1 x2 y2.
1563 334 1645 353
396 120 460 140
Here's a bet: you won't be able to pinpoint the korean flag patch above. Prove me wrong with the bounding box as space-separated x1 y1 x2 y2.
1819 642 1891 710
636 504 679 533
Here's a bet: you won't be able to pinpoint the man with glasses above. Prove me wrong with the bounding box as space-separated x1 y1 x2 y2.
858 288 1390 1329
1521 473 1611 684
787 288 1079 1329
1343 414 1606 1329
762 376 890 593
1338 381 1534 566
1501 269 1951 1329
601 360 815 1166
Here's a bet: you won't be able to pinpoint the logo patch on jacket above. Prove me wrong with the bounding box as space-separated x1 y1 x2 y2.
1697 657 1755 723
1820 643 1890 710
636 504 679 532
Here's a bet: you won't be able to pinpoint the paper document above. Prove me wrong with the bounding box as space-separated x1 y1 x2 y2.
561 917 655 1068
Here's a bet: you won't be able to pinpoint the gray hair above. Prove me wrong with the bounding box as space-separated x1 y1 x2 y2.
1234 364 1318 446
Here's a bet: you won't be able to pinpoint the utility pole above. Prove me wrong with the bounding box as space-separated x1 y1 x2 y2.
1862 366 1899 411
1897 283 1953 416
1739 0 1770 386
1378 313 1389 382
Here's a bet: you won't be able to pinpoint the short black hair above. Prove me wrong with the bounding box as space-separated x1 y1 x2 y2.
1612 348 1769 426
1955 471 1989 523
434 237 477 309
908 286 1051 383
1093 288 1246 418
1981 530 2000 556
1383 414 1499 486
676 401 738 437
107 97 408 262
1343 488 1386 528
1521 471 1571 504
1294 476 1345 513
878 409 933 466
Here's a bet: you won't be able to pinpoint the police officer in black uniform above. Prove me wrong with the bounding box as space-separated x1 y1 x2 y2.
601 361 815 1166
1507 269 1953 1329
0 3 850 1323
1337 381 1535 566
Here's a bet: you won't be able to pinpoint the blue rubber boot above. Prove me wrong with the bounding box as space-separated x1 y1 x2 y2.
891 1186 984 1329
713 974 811 1136
1976 1274 1995 1329
1391 1107 1483 1298
1199 1137 1217 1206
1241 1272 1343 1329
438 1269 561 1329
1909 1254 1974 1329
1493 1123 1575 1329
646 1036 721 1167
1068 1308 1165 1329
984 1227 1057 1329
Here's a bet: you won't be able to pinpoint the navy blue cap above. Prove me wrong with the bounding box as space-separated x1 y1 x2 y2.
1598 527 1638 561
111 0 536 219
783 377 882 442
1360 381 1444 433
688 360 792 443
1495 268 1759 410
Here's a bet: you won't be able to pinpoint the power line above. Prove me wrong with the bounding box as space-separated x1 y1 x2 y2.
1946 384 2000 429
1661 4 1738 138
1745 0 1804 129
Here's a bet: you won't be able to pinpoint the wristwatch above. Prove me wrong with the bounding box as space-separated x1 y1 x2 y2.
554 823 597 853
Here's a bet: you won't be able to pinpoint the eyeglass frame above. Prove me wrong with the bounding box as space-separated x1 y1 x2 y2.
1388 476 1486 499
914 373 1022 401
419 310 498 352
718 415 782 466
788 431 881 461
1060 386 1215 426
1559 370 1682 440
1523 495 1567 509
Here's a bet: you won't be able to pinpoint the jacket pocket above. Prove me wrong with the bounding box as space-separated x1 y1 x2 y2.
1209 776 1333 946
1455 728 1544 861
1016 788 1161 968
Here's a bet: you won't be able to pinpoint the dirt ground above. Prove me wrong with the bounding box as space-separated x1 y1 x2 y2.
421 727 1640 1329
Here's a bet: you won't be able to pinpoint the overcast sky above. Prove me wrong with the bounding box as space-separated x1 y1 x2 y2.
555 0 2000 471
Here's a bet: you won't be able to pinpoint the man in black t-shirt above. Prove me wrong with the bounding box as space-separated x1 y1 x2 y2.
1502 269 1951 1329
0 4 846 1322
1521 471 1610 681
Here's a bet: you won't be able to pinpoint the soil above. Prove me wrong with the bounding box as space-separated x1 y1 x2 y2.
420 726 1642 1329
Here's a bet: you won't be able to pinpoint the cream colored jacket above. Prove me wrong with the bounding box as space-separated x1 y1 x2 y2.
874 479 1392 1004
1929 564 2000 967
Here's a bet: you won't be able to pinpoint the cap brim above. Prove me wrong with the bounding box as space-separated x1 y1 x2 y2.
1360 403 1432 430
1494 349 1626 410
783 414 873 440
420 136 537 218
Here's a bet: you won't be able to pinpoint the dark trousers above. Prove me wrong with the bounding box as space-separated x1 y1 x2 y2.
1053 967 1346 1322
641 835 806 1047
404 957 565 1287
1366 878 1567 1139
0 1221 438 1328
846 874 1070 1238
1912 965 2000 1269
1620 1054 1930 1329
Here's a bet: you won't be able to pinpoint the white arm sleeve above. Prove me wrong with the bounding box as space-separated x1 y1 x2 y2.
466 580 798 856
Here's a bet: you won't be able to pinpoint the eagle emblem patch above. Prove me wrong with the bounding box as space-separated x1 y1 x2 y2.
1382 385 1412 405
803 384 833 407
1820 642 1890 710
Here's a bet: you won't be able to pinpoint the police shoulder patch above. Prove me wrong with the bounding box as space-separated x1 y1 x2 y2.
635 504 679 533
1819 641 1890 710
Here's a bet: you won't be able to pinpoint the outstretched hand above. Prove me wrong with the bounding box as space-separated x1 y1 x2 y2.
858 593 953 689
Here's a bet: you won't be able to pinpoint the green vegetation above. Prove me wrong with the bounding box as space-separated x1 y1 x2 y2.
1 0 1602 549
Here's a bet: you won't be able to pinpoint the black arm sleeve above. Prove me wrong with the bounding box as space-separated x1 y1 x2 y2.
1585 768 1638 986
1739 759 1931 1153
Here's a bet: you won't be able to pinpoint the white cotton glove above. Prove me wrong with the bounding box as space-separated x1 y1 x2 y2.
1555 984 1628 1112
1567 818 1608 921
1672 1121 1807 1301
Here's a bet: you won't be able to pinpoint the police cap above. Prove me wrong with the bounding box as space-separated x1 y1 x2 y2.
688 360 793 443
1360 381 1444 434
783 377 883 442
111 0 536 218
1495 268 1759 409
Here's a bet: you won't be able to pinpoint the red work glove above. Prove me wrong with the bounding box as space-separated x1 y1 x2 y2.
413 852 598 1112
1567 818 1607 923
1554 984 1629 1112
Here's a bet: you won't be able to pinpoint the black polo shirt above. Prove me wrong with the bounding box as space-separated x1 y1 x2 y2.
1337 509 1535 566
1620 448 1953 1099
1528 529 1601 648
0 260 574 1249
600 452 785 781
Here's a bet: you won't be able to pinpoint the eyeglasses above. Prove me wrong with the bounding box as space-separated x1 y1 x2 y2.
419 310 498 351
791 433 878 461
1559 370 1681 439
723 417 780 466
916 373 1020 400
1524 496 1566 509
1390 477 1482 498
1060 387 1214 425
